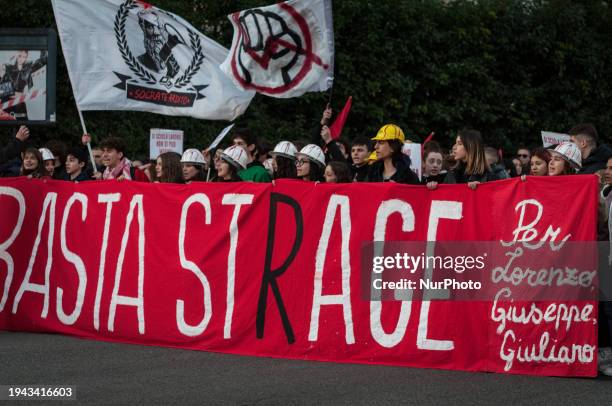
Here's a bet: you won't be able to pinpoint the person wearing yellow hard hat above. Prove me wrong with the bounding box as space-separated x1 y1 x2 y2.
367 151 378 164
366 124 420 184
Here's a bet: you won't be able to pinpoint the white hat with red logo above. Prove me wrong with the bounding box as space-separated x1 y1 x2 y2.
270 141 298 160
221 145 248 170
181 149 205 165
296 144 326 168
548 142 582 170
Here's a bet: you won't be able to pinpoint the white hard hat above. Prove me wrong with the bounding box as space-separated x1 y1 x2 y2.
181 148 205 165
221 145 248 170
295 144 326 168
270 141 297 160
263 158 274 175
39 148 55 161
548 142 582 169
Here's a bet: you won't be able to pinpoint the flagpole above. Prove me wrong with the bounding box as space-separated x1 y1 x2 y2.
52 0 99 177
77 109 99 176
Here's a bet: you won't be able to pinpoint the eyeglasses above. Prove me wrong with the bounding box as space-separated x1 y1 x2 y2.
295 159 309 166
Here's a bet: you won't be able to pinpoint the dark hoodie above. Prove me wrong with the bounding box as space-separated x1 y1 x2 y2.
63 171 91 182
579 144 612 174
367 154 420 184
0 136 25 165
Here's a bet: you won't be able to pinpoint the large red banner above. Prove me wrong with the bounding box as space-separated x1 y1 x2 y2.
0 176 599 377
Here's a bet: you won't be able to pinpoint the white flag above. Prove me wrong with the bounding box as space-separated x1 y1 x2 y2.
51 0 255 121
208 123 234 150
220 0 334 98
541 131 570 148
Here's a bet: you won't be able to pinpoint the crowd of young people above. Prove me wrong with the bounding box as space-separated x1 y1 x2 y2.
1 109 612 376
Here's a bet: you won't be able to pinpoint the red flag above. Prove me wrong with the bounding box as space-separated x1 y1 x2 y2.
421 132 434 158
330 96 352 139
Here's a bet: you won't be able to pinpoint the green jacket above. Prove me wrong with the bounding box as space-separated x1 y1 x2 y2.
239 162 272 183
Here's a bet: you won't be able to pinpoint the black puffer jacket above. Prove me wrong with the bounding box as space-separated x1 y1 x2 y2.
579 144 612 174
367 155 420 184
444 162 496 184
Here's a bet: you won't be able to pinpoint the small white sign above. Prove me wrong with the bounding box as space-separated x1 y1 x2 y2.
402 143 422 180
541 131 570 148
150 129 184 159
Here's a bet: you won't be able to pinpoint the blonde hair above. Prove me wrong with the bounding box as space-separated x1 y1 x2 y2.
459 130 488 175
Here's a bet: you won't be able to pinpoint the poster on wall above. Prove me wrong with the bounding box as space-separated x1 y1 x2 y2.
0 29 57 124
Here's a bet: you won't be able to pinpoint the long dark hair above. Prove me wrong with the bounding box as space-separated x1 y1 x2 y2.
20 148 48 178
503 158 520 178
274 156 297 179
216 167 241 182
184 164 206 182
388 140 404 163
158 152 184 184
305 159 325 182
216 158 242 182
326 161 352 183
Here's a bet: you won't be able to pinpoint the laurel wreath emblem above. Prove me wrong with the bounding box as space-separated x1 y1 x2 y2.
114 0 204 88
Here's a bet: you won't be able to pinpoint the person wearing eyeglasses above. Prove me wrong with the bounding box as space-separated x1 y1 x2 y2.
295 144 326 182
516 146 531 174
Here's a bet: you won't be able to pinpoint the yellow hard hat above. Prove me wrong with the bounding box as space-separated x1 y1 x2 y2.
367 151 378 164
371 124 405 144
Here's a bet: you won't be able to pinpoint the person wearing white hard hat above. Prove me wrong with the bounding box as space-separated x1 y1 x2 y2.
269 141 298 179
181 148 206 183
39 147 56 178
548 142 581 176
216 145 248 182
295 144 326 182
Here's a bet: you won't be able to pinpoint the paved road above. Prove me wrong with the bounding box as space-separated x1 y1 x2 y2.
0 331 610 405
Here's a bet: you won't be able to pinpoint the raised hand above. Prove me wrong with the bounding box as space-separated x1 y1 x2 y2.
320 104 332 126
16 125 30 141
